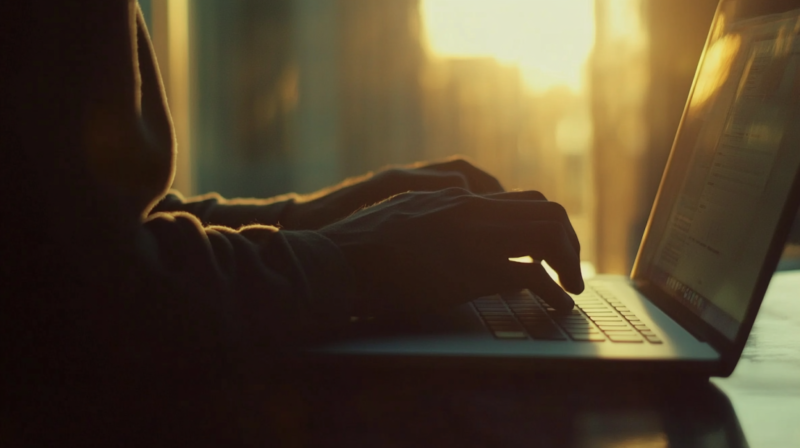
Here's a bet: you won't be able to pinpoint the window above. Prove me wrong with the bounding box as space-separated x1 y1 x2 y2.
145 0 800 276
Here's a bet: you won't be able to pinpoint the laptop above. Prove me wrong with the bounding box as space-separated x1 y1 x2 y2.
299 0 800 378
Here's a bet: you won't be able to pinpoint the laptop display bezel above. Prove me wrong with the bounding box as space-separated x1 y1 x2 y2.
629 0 800 376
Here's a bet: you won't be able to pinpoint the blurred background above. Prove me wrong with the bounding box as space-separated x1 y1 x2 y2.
138 0 799 275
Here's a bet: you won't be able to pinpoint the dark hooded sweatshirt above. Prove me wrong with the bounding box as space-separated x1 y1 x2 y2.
1 2 355 445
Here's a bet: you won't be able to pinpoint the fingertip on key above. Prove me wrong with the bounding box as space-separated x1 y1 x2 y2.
574 277 586 294
556 290 576 311
561 276 584 296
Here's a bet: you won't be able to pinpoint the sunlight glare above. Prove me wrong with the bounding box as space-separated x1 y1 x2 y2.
691 33 741 112
421 0 595 93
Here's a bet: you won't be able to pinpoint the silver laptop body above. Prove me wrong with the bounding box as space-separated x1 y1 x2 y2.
299 0 800 378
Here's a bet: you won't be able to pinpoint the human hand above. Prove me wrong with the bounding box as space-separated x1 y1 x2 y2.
281 157 504 230
319 188 583 316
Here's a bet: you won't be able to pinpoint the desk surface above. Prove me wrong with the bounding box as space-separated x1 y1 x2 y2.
267 271 800 447
711 270 800 447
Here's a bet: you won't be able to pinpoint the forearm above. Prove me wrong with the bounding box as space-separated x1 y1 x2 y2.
150 191 299 229
139 211 356 346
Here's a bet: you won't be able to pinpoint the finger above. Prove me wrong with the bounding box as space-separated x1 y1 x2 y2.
485 190 548 201
503 261 575 311
421 158 504 194
520 222 583 294
477 221 583 294
406 170 470 192
471 198 580 257
374 168 470 198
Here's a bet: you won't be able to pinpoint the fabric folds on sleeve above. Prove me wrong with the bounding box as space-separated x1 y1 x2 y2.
140 211 357 349
150 191 298 230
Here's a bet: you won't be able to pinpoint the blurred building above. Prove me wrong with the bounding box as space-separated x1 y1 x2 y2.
192 0 297 197
591 0 717 273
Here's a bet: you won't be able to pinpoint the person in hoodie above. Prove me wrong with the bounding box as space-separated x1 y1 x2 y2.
0 1 583 445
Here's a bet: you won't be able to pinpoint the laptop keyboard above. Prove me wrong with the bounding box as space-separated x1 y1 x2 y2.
472 287 662 344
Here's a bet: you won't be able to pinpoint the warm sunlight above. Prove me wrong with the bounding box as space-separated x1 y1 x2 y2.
421 0 595 93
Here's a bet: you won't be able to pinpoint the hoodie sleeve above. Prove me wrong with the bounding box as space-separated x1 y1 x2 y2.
150 190 298 229
139 211 357 347
2 1 361 443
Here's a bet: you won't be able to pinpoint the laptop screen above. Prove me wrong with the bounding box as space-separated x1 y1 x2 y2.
641 3 800 340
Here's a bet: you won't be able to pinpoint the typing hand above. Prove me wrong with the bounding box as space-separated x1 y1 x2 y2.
319 188 583 317
281 157 504 230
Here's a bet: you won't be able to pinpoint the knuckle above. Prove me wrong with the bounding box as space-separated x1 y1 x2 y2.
383 168 407 179
541 221 564 240
442 156 473 172
543 201 568 219
441 171 468 186
451 157 471 169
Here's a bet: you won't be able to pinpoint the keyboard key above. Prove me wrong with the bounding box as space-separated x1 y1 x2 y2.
565 328 603 336
601 328 634 333
489 326 525 333
607 334 644 342
528 330 567 340
518 319 551 326
510 309 543 315
478 310 510 315
517 314 549 320
514 313 546 319
645 336 663 344
483 316 516 321
583 316 617 321
483 317 518 323
596 323 628 328
485 320 520 327
485 319 521 326
559 316 591 322
564 326 601 332
558 321 594 327
494 331 527 339
570 334 606 342
547 309 582 315
517 313 548 319
476 304 509 310
556 323 594 328
564 329 600 336
524 323 560 332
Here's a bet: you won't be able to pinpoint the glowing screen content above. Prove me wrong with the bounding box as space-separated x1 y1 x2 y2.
651 9 800 340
